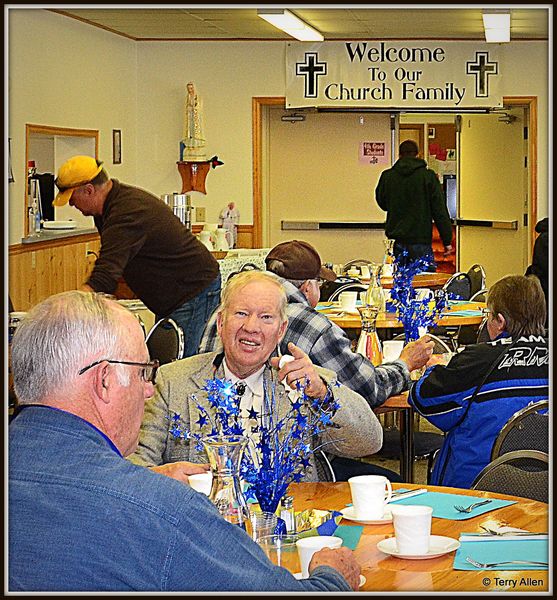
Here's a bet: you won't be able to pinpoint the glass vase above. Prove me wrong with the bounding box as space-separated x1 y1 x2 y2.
364 263 386 312
202 434 251 531
356 305 383 366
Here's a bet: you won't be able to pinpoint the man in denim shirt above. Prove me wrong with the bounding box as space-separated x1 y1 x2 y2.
9 291 360 591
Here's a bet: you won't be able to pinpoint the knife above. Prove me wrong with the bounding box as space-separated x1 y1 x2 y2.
387 488 428 503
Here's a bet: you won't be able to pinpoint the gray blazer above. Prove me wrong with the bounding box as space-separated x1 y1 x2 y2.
130 352 383 482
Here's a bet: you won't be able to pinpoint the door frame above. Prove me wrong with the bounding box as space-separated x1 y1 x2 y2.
252 96 538 252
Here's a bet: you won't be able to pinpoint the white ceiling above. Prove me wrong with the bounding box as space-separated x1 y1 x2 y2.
49 6 550 42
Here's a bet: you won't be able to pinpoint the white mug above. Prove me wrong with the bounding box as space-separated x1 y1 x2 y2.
390 504 433 555
382 340 405 363
348 475 392 520
338 291 358 311
296 535 342 578
187 472 213 496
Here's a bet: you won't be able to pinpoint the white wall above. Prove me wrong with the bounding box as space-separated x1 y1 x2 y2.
8 10 549 248
8 9 138 245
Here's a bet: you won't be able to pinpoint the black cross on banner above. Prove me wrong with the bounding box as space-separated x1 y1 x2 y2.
296 52 327 98
466 51 498 98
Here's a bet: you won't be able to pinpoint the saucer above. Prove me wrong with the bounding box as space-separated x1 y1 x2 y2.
295 573 366 587
341 506 392 525
377 535 460 560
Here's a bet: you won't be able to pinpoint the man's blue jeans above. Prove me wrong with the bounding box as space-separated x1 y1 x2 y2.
163 273 221 357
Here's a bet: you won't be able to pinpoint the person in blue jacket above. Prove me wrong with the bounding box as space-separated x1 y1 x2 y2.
9 290 360 592
409 275 548 489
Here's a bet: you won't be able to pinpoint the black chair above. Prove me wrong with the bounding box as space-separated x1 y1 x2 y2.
319 277 361 303
469 288 488 303
454 288 489 346
442 272 472 301
471 450 549 503
314 449 336 482
466 264 487 298
145 318 185 365
490 400 549 461
327 282 368 302
391 332 453 354
476 317 490 343
342 259 373 273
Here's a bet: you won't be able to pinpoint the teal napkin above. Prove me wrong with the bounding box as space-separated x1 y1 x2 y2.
443 309 483 316
392 491 515 520
454 538 548 570
333 525 364 550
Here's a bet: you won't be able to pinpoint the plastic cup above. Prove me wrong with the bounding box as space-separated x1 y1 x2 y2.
382 340 405 363
249 511 280 542
258 534 300 574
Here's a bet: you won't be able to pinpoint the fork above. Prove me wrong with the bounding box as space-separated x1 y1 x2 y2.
454 499 493 513
465 556 548 569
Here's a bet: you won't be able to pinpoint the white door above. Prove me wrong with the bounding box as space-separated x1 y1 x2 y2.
458 109 528 287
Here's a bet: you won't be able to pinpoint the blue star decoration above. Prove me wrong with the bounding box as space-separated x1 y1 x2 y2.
390 251 453 342
167 376 341 513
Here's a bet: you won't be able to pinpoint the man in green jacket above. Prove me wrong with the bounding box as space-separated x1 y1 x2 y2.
375 140 453 272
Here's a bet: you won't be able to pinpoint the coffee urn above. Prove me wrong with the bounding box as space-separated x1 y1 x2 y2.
161 193 192 231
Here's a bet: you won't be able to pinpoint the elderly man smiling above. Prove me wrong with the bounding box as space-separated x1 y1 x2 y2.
130 270 382 483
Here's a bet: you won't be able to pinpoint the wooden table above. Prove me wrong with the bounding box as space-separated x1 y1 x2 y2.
288 482 549 592
374 393 414 483
318 301 485 331
381 272 452 290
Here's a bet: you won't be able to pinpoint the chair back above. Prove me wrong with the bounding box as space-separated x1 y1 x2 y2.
471 450 548 503
145 318 185 365
491 400 549 460
314 449 336 482
470 288 488 303
442 272 472 300
392 332 452 354
327 282 368 302
466 264 487 298
476 317 490 343
342 259 373 272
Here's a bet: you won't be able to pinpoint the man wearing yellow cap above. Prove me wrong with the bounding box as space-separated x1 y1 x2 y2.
54 155 221 357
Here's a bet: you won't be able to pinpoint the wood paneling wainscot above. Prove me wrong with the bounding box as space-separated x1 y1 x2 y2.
9 234 101 311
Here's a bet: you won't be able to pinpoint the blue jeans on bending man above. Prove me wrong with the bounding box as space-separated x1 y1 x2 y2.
163 273 222 357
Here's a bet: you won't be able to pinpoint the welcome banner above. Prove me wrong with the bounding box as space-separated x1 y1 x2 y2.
286 41 503 109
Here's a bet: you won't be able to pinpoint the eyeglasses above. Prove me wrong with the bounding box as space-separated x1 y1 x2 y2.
78 359 159 383
314 278 325 288
482 307 492 317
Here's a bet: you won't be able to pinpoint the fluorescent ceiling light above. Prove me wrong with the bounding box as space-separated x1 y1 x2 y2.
257 9 324 42
482 11 511 43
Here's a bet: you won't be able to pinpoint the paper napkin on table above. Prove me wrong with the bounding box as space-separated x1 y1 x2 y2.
391 491 516 520
453 538 548 570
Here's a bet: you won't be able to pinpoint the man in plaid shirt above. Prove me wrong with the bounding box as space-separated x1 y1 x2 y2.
199 240 432 409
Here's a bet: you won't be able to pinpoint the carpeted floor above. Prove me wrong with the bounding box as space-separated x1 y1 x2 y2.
360 415 443 485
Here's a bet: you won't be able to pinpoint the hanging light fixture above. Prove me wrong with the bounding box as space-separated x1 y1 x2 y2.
482 10 511 43
257 9 324 42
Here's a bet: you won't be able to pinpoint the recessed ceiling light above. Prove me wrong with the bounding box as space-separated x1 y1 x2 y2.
482 11 511 43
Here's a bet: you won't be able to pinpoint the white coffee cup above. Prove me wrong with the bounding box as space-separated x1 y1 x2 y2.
347 268 360 278
382 340 405 363
188 471 213 495
360 265 371 279
296 535 342 578
390 504 433 555
338 291 358 312
382 263 394 277
348 475 392 520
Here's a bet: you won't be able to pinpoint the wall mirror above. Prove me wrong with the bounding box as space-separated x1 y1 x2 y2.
25 124 99 234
